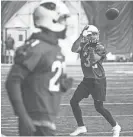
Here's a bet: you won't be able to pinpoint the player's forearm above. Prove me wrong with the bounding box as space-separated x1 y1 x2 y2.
89 50 101 66
71 35 83 53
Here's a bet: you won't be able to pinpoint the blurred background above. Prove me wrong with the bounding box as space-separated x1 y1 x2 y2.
1 0 133 64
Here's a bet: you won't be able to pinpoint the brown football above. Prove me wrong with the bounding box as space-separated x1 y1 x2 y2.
105 8 119 20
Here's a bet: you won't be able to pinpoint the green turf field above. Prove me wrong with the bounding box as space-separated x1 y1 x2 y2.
1 63 133 136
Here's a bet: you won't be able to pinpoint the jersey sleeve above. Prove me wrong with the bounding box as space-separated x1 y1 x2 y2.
22 52 41 72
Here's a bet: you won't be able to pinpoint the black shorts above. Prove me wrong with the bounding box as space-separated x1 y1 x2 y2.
73 77 106 101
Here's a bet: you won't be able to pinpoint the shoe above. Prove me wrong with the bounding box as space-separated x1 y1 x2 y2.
112 123 121 137
70 126 87 136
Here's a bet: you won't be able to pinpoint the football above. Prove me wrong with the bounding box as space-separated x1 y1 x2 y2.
105 8 119 20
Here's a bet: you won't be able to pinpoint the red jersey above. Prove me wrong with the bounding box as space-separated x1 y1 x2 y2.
10 32 65 122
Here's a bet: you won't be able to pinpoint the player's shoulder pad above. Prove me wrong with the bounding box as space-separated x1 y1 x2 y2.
14 39 40 64
95 43 107 57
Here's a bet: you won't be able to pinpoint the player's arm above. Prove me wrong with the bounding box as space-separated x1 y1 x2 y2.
71 34 83 53
6 44 41 118
71 25 89 53
58 60 73 93
5 63 36 133
5 64 30 118
89 44 107 66
60 73 73 93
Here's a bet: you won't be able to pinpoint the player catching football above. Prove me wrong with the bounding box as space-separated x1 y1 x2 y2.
5 1 73 136
70 25 121 137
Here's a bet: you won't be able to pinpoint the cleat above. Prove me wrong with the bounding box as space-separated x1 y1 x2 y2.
70 126 87 136
112 123 121 137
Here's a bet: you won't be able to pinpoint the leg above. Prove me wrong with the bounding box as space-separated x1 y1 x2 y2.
70 79 90 135
92 78 116 126
92 78 121 137
70 81 89 127
94 100 116 127
94 100 121 137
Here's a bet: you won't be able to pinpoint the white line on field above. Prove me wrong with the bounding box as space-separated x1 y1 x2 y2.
1 105 11 106
57 115 133 118
2 94 133 97
106 94 133 96
2 123 17 125
1 127 18 129
68 93 133 96
1 119 17 122
72 79 133 81
71 87 133 90
1 102 133 107
86 130 133 134
67 74 133 76
73 78 133 80
2 115 133 121
57 130 133 135
1 117 17 119
2 87 133 91
60 103 133 106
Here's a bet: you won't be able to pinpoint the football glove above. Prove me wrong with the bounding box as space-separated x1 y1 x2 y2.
95 44 107 58
60 74 73 92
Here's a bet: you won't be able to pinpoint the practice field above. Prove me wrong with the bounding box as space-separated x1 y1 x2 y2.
1 63 133 136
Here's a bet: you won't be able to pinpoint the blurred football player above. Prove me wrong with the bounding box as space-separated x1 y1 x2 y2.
5 0 73 136
70 25 121 137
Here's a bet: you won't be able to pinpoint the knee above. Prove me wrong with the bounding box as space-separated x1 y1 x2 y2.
95 106 102 113
94 102 104 114
70 98 79 107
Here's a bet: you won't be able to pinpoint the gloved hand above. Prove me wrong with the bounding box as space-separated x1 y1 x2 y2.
81 25 89 36
60 74 73 92
19 114 36 136
80 25 90 43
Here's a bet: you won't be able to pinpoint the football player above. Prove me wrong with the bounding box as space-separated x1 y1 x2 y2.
5 0 73 136
70 25 121 137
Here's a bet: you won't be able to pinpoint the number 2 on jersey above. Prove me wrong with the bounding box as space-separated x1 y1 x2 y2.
49 60 65 92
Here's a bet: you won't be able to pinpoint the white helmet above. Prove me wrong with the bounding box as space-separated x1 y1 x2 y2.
33 0 70 32
82 25 99 43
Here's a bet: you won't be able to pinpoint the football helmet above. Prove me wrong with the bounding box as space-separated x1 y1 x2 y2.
81 25 100 43
33 0 70 32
